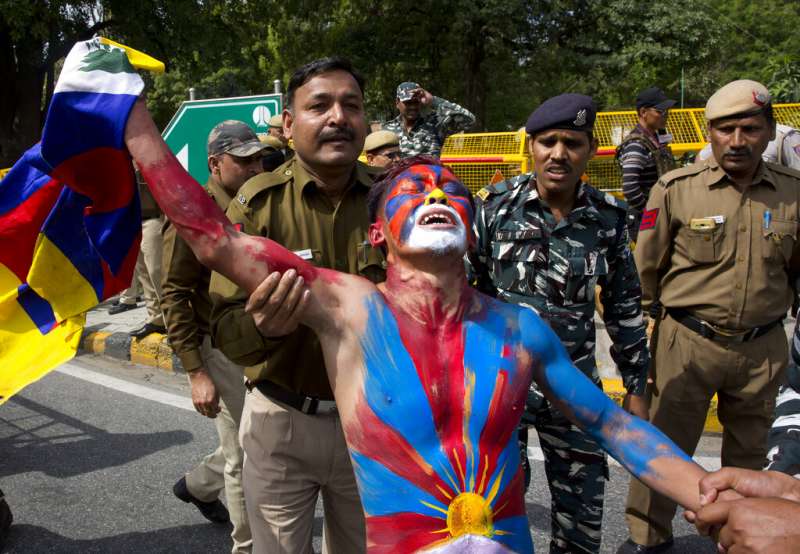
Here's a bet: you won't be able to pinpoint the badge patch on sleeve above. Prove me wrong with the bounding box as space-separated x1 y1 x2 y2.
640 208 659 231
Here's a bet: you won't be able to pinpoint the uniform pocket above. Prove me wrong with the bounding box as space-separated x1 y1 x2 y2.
684 226 724 264
565 252 608 305
490 240 539 296
762 219 797 264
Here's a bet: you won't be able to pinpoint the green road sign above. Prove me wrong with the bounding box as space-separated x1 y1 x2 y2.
162 94 282 185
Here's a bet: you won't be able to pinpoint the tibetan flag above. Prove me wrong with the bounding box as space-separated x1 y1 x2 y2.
0 38 163 404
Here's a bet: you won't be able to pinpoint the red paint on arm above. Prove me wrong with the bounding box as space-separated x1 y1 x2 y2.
366 513 447 553
123 99 328 292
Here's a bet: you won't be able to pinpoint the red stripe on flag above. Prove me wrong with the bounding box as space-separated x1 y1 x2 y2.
640 208 659 231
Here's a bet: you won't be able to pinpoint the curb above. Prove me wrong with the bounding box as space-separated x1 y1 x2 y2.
77 330 721 434
79 329 184 372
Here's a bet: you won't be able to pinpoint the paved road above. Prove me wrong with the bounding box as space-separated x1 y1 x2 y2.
1 354 720 553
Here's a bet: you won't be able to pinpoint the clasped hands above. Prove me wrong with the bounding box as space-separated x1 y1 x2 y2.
685 467 800 553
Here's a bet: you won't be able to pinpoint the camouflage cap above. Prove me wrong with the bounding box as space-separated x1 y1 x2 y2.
397 81 421 102
364 130 399 152
705 80 771 121
268 114 283 129
207 120 268 157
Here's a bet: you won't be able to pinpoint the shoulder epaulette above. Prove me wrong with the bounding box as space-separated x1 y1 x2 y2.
657 162 707 188
475 174 529 202
235 168 292 207
766 161 800 180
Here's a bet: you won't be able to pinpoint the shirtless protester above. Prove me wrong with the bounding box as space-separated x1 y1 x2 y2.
54 39 708 554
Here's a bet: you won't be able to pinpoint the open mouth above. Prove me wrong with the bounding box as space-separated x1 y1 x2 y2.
416 207 458 228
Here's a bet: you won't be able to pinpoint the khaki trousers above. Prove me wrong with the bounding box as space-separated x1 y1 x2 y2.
186 336 250 553
240 389 365 554
120 217 165 326
625 314 787 546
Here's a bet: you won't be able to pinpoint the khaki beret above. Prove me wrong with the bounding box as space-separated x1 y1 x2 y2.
259 135 284 150
268 114 283 128
364 130 399 153
705 79 771 121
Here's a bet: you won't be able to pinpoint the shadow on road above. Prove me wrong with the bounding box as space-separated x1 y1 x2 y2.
0 395 192 479
2 523 230 553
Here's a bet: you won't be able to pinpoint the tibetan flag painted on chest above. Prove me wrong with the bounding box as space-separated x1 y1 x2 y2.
0 38 162 404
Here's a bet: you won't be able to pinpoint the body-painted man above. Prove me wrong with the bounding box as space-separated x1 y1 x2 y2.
52 40 707 554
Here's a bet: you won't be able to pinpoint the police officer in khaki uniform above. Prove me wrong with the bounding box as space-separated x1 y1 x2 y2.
210 58 385 554
363 130 400 168
620 80 800 553
164 120 269 553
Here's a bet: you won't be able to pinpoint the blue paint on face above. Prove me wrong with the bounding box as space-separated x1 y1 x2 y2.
382 164 474 244
351 450 447 519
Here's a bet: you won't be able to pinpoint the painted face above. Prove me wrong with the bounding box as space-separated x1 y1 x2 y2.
382 165 474 255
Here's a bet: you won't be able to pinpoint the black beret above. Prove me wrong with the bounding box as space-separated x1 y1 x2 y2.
525 93 597 136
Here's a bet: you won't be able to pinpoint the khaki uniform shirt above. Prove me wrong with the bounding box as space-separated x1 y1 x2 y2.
209 158 386 399
635 156 800 329
160 179 232 371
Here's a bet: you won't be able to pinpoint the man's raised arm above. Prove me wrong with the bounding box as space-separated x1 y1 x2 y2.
123 99 337 316
518 307 706 512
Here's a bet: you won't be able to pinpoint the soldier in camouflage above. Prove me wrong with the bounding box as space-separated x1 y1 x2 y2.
382 81 475 158
467 93 650 554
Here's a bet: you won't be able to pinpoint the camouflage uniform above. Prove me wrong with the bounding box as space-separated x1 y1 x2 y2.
766 318 800 477
382 96 475 158
467 173 649 554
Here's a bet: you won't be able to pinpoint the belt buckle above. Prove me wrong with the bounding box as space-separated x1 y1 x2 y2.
301 397 318 414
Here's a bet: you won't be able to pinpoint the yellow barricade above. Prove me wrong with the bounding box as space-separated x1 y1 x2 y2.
442 103 800 194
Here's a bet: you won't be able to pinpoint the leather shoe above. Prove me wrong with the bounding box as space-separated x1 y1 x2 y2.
129 322 166 339
109 302 138 315
172 477 230 524
617 538 674 553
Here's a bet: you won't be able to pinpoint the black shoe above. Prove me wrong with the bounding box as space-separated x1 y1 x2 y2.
109 302 138 315
617 538 674 554
129 322 166 339
172 477 230 524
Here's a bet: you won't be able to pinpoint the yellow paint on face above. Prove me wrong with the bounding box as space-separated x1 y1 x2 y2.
446 492 494 538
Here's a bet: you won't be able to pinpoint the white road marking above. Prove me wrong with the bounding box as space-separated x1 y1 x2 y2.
55 363 722 471
527 446 721 471
57 362 194 412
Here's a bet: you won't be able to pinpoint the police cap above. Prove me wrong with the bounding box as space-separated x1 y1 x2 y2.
705 80 771 121
364 130 399 153
525 93 596 136
268 114 283 129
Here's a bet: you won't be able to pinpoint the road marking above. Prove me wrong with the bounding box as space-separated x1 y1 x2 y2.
527 446 721 472
57 362 193 412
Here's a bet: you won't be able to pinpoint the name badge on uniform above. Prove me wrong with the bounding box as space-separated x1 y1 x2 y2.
293 248 314 260
709 215 725 225
495 229 542 241
689 218 716 230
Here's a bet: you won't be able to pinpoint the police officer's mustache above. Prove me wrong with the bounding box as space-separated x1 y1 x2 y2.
319 128 355 143
723 147 752 158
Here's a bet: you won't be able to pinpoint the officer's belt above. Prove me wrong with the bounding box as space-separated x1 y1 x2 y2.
246 379 337 416
667 308 783 344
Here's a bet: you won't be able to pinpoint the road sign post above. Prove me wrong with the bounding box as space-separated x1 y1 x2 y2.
162 93 282 185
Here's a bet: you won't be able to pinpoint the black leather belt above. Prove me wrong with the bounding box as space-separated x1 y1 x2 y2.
667 308 783 344
246 379 336 416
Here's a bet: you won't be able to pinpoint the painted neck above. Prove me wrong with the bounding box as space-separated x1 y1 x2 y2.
381 257 471 325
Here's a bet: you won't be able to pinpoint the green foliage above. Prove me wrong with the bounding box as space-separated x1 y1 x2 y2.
2 0 800 166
